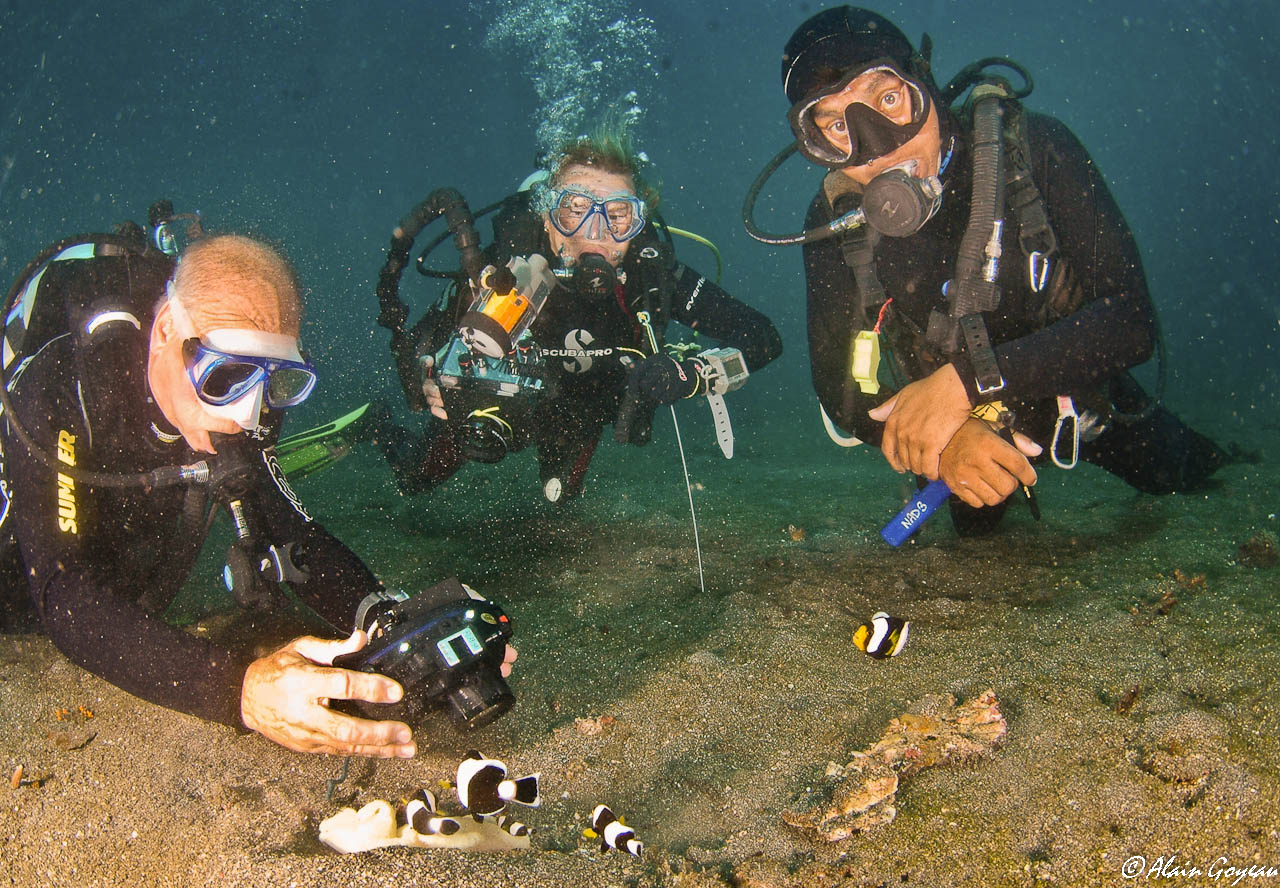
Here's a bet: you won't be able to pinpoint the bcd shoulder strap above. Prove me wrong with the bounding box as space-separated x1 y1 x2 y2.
1003 102 1058 296
833 97 1077 380
822 172 888 333
623 221 677 336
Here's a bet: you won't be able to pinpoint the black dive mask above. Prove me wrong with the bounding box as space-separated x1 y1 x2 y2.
789 60 931 169
571 252 618 301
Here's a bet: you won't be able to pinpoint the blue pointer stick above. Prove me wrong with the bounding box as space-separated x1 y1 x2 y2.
881 479 952 547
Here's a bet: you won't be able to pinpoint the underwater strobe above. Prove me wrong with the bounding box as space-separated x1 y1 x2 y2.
435 254 557 463
458 255 554 357
334 578 515 731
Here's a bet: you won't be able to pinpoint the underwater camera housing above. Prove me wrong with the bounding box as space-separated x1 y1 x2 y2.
434 333 545 462
433 254 558 463
334 578 515 731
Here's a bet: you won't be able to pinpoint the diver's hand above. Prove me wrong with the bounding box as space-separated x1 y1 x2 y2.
241 630 416 758
938 418 1039 508
628 355 702 405
868 364 972 479
421 356 448 421
500 644 517 678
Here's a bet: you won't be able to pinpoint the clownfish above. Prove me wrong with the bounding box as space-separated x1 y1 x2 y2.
493 814 533 838
400 788 462 837
456 750 540 816
590 804 643 857
853 611 909 659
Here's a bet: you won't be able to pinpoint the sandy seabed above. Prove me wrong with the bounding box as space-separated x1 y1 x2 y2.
2 408 1277 888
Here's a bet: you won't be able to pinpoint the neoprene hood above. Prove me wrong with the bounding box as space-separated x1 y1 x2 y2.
781 6 934 106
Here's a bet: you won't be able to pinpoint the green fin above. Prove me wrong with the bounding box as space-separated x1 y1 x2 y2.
274 403 370 478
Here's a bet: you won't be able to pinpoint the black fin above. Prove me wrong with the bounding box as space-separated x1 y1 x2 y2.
506 774 540 806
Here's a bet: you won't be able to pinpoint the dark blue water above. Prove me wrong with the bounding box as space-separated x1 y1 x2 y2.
3 8 1278 881
1 0 1275 448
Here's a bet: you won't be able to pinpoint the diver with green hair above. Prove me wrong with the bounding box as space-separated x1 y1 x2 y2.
367 122 782 502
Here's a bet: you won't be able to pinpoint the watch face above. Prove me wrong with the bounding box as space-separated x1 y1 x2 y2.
723 354 745 378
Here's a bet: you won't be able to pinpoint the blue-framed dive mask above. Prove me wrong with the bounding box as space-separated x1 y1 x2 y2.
165 284 317 431
541 185 647 243
181 334 317 409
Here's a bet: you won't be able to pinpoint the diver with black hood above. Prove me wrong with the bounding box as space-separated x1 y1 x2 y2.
748 6 1229 534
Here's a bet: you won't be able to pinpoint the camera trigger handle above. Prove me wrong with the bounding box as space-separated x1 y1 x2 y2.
354 587 411 635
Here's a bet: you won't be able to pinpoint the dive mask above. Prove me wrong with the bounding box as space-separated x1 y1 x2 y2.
167 286 316 428
537 184 647 243
181 333 317 410
789 60 931 169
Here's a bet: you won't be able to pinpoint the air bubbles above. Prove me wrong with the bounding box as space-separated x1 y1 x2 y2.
481 0 663 157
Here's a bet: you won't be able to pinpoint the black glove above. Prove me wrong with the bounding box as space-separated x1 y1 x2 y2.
628 355 704 405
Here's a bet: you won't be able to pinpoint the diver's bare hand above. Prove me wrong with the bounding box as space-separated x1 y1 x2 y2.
241 631 416 759
868 364 972 479
421 356 449 421
938 418 1039 508
501 644 517 678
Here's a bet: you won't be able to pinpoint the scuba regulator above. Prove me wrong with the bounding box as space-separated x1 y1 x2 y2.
566 251 618 301
207 432 311 610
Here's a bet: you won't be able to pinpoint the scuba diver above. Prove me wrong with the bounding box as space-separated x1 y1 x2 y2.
0 217 513 755
367 121 782 503
749 6 1229 534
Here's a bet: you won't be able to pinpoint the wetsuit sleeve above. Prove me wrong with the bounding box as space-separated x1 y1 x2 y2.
668 263 782 371
985 114 1155 403
246 448 384 633
5 393 254 728
802 194 885 445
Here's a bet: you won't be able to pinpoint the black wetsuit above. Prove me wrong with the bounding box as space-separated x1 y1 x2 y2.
803 110 1226 528
0 254 380 727
385 204 783 498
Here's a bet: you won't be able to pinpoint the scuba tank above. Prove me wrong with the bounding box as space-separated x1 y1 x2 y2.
1 203 213 490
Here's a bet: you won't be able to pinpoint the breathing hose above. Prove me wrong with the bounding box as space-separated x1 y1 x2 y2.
375 188 484 411
950 85 1006 321
1 233 215 488
742 143 867 247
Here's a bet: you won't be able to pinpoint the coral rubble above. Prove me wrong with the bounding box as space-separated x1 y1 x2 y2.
1237 530 1278 569
782 689 1007 841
